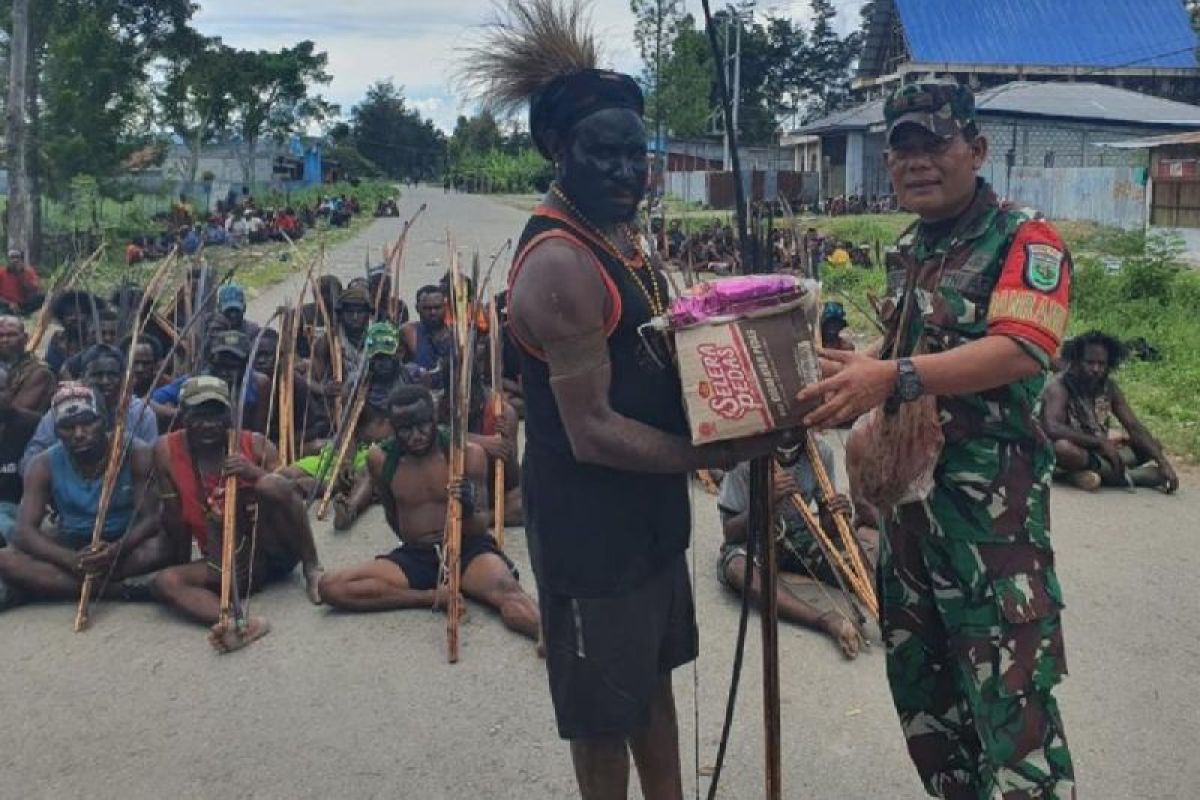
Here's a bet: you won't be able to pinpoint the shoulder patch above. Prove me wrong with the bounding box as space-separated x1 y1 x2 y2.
1024 243 1064 292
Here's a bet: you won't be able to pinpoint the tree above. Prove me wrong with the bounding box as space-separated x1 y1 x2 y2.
630 0 684 149
654 14 714 139
348 80 445 180
796 0 863 121
160 34 240 183
447 112 503 164
226 41 335 185
7 0 34 259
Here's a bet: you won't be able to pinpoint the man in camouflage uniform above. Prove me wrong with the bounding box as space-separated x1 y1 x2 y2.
798 81 1075 798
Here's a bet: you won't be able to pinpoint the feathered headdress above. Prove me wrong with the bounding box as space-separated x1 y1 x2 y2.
457 0 642 159
457 0 599 118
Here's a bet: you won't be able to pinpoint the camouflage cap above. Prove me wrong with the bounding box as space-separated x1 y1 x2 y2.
364 321 400 359
884 81 976 143
180 375 231 408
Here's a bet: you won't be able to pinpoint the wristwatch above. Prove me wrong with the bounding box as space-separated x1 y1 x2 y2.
884 358 922 415
894 358 923 403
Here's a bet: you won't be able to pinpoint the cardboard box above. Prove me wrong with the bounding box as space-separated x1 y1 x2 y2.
674 301 821 444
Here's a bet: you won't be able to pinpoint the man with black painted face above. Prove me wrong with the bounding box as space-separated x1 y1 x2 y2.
461 4 781 796
317 384 540 642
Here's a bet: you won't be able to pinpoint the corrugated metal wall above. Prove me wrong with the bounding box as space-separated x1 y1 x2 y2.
980 164 1148 228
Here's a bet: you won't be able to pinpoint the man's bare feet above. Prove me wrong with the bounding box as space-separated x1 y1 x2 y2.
303 566 324 605
332 496 352 531
821 612 862 659
209 616 271 654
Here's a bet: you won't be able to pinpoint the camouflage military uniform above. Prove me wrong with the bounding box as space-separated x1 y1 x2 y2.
878 84 1075 800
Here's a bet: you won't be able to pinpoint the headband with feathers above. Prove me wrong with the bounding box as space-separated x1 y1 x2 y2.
457 0 643 158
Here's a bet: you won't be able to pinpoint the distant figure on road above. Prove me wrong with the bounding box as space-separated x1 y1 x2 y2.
1043 330 1179 492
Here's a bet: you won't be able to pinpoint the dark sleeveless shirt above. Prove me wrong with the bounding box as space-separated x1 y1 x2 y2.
510 208 691 597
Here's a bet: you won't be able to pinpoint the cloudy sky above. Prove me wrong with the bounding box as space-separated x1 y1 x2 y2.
194 0 864 132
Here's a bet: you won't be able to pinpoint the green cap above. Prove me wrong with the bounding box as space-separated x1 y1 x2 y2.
364 321 399 359
180 375 231 408
884 81 976 144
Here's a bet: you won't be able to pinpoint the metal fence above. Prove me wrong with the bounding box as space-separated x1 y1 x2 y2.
981 164 1148 229
665 170 820 209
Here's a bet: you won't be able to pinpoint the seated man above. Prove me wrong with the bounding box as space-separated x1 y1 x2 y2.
717 440 878 659
22 344 159 474
280 402 392 532
0 384 163 608
0 248 44 315
0 315 55 414
1043 330 1179 492
820 301 854 352
465 373 522 528
317 385 540 647
401 285 453 389
151 377 323 653
150 330 271 433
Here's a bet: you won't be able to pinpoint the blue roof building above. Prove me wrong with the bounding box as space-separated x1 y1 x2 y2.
856 0 1200 103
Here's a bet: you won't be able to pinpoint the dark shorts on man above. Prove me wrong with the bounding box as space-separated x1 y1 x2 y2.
377 534 516 591
540 554 698 740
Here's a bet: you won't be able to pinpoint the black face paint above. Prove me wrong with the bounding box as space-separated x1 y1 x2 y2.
389 400 436 454
559 108 648 226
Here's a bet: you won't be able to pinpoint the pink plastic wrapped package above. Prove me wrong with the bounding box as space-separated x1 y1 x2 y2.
668 275 803 328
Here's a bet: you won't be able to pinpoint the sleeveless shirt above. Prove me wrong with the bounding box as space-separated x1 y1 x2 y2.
509 206 690 597
48 443 135 545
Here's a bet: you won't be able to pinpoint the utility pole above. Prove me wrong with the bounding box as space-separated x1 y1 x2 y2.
721 2 755 172
6 0 33 258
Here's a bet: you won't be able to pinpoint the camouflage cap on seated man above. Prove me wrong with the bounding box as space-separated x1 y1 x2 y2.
885 81 977 143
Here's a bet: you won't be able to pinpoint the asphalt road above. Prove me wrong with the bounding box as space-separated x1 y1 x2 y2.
2 185 1197 800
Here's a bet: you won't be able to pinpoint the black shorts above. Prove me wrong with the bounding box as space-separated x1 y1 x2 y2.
541 554 698 740
377 535 517 591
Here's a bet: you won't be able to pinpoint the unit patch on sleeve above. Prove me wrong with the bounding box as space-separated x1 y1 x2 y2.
1024 243 1065 293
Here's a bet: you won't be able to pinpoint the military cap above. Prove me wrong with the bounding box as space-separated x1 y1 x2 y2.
180 375 231 408
885 81 977 144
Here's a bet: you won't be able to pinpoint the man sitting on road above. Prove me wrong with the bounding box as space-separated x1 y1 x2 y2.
22 344 159 474
150 330 271 433
401 285 453 389
317 384 541 648
718 440 878 658
1043 330 1179 492
0 316 55 415
0 384 163 609
151 377 323 653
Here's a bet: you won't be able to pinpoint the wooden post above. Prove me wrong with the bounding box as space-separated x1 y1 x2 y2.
6 0 33 263
749 456 782 800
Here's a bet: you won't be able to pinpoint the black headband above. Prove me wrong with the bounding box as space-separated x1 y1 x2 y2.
530 69 644 159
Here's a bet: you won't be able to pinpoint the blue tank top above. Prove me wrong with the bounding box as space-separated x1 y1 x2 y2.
48 444 136 546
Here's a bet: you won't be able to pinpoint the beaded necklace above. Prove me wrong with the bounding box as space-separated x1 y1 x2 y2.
549 183 666 317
